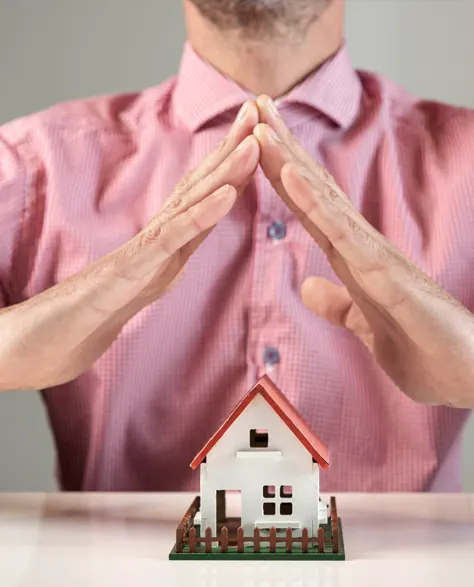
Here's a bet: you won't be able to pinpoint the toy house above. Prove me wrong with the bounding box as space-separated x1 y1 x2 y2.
170 375 344 560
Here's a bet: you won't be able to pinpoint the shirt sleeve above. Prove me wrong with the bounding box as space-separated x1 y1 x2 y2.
0 122 29 308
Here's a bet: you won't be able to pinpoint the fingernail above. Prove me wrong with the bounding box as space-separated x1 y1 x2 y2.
236 101 248 123
266 126 282 143
214 184 232 197
266 97 280 117
236 135 252 151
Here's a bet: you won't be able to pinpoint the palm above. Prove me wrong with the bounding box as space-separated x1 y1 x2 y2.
303 244 461 402
302 253 414 390
254 95 474 406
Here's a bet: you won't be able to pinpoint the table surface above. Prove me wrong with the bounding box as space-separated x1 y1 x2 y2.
0 492 473 587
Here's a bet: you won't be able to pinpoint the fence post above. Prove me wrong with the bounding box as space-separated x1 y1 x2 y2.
330 496 339 554
176 528 183 553
182 496 200 531
286 528 292 553
175 495 200 554
189 527 197 553
221 526 228 553
302 528 309 553
332 526 339 553
254 528 260 553
205 527 212 553
270 527 277 553
317 527 324 553
237 527 244 553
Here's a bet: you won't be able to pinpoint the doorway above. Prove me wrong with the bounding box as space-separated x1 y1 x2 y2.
216 489 242 540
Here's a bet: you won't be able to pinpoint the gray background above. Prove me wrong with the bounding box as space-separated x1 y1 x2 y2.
0 0 473 491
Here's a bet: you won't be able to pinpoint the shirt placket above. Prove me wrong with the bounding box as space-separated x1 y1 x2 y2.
247 167 292 385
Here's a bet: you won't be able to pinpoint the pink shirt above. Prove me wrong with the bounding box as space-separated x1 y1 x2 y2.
0 42 472 492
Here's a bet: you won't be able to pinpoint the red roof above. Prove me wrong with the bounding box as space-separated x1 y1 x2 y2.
190 375 329 470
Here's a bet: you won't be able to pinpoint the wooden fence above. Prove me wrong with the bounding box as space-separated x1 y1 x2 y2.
175 495 340 554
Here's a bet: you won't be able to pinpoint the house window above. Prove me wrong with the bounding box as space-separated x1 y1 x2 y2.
263 502 276 515
280 502 293 515
263 485 276 498
279 486 293 515
262 485 293 516
250 429 269 448
280 485 293 498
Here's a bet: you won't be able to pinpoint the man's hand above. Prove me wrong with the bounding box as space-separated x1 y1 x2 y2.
254 95 474 408
0 101 260 391
99 99 260 307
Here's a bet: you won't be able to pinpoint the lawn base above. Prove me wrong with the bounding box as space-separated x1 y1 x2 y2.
169 496 345 561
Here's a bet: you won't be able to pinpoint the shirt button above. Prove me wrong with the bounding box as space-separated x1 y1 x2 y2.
267 221 287 241
263 347 280 366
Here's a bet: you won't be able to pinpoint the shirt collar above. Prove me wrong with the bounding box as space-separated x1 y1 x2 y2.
172 40 362 133
281 41 363 129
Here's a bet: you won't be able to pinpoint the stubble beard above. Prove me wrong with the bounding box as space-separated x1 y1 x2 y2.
189 0 333 41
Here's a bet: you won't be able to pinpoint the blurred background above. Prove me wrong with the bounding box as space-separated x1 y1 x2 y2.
0 0 473 491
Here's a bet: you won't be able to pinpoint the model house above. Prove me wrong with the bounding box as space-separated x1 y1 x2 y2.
190 374 330 539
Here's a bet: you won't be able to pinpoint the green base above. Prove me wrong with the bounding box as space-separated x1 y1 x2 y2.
169 518 345 561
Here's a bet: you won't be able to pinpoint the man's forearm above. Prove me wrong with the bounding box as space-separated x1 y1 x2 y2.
0 257 149 392
0 101 260 393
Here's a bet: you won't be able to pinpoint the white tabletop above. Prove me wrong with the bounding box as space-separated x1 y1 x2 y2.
0 492 473 587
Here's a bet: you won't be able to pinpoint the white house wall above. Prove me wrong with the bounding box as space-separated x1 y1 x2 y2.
200 394 320 537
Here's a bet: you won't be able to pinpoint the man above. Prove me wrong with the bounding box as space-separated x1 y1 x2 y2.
0 0 473 493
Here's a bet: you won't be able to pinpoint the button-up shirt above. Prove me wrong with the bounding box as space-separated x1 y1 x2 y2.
0 42 472 491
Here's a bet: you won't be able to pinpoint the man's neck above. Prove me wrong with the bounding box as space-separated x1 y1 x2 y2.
184 0 344 99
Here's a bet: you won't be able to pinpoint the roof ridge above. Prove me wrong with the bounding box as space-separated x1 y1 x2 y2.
190 376 329 470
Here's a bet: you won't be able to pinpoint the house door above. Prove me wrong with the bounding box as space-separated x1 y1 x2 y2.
216 490 242 539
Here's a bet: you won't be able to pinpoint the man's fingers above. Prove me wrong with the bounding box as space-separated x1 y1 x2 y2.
280 162 400 274
151 131 258 242
255 120 398 274
114 184 238 282
190 99 258 182
253 122 331 253
113 124 260 285
157 184 239 257
253 122 294 185
183 134 260 213
151 134 258 247
162 99 259 215
256 95 332 180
